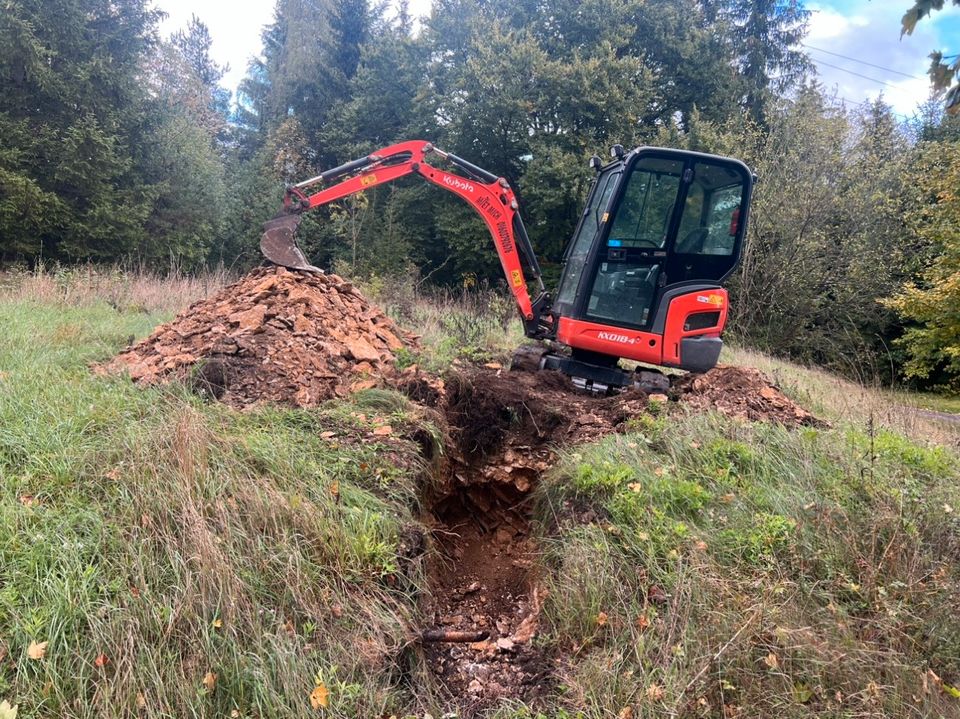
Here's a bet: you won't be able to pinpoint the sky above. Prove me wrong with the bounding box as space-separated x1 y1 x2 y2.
806 0 960 116
154 0 959 117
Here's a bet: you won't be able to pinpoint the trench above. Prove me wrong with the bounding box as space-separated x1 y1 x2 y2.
405 365 656 711
402 362 813 712
416 370 563 712
423 470 550 709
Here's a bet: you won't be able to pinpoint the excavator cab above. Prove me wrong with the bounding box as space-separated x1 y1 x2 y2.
546 147 753 388
259 140 753 392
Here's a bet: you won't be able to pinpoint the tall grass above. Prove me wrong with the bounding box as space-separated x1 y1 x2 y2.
535 412 960 718
361 273 527 370
0 299 437 717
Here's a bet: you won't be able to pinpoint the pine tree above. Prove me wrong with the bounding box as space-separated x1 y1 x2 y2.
329 0 369 84
0 0 162 262
722 0 812 121
171 15 231 123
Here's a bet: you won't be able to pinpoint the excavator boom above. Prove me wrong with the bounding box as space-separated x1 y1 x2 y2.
260 140 551 332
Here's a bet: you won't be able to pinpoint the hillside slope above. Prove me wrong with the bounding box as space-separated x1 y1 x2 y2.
2 269 960 719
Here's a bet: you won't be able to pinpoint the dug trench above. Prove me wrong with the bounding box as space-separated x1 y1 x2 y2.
397 362 824 713
412 367 653 712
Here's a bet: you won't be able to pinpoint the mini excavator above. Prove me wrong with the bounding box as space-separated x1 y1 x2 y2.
261 140 754 392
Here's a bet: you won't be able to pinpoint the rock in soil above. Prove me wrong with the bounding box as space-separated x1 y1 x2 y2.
100 267 418 408
424 495 551 714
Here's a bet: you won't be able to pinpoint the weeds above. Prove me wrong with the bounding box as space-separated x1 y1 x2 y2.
0 263 231 316
536 413 960 717
363 275 525 371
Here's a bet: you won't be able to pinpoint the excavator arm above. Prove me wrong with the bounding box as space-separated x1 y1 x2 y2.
260 140 552 335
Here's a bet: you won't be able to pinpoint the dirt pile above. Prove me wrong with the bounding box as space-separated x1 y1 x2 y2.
675 364 824 427
102 267 417 408
441 368 648 487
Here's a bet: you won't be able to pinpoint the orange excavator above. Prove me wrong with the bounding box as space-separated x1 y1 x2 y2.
261 140 754 392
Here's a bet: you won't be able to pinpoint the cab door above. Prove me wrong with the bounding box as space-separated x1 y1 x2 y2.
580 155 684 329
664 160 750 286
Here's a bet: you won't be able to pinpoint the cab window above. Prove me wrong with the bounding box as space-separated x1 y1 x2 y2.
607 157 683 248
674 163 745 256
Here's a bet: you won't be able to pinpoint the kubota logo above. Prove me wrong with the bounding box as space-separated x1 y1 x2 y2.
443 176 475 193
597 331 636 344
696 294 724 307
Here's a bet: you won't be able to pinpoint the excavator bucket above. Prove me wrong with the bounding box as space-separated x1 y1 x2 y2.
260 214 323 273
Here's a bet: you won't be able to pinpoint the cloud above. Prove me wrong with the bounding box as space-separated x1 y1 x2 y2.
805 0 959 115
807 5 868 41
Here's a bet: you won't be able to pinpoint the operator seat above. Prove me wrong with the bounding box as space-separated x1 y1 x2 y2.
676 227 708 254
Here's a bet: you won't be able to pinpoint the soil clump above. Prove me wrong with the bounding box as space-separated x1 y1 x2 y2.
101 267 417 408
674 364 825 428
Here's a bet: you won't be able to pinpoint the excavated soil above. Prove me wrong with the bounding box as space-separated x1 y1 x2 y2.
101 267 417 408
101 268 823 712
674 364 825 428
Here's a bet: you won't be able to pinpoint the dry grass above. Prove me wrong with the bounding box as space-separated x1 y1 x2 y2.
725 346 960 448
0 264 232 316
361 274 527 369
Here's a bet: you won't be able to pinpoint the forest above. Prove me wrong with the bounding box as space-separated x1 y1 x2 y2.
2 0 960 390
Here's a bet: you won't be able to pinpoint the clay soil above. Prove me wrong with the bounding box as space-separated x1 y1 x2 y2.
101 267 823 712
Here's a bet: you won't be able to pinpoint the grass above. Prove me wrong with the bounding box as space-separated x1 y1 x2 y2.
3 266 960 718
0 263 231 316
0 293 439 717
534 413 960 717
906 393 960 416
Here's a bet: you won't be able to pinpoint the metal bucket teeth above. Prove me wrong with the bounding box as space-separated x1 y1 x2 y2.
260 214 323 273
